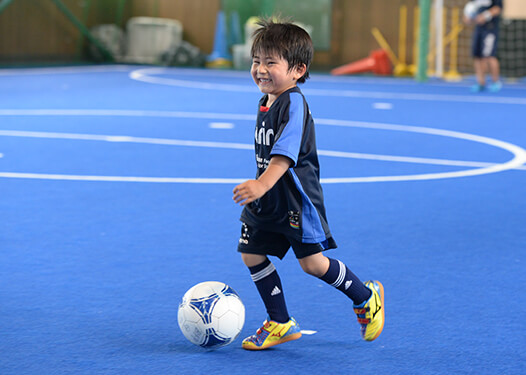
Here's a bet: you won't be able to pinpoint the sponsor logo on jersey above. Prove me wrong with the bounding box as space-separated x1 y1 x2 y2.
288 211 300 229
255 126 274 146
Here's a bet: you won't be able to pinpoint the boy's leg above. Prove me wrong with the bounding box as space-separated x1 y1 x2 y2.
471 30 485 90
487 56 502 92
299 253 371 305
242 253 289 323
473 58 486 89
299 253 385 341
237 225 302 350
240 254 302 350
488 56 500 83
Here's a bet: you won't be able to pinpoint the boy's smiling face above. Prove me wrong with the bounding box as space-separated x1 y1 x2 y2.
251 50 306 106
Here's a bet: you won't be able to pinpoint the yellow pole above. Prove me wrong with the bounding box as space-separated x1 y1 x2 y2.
427 6 435 74
440 7 447 76
444 7 463 80
394 5 412 76
371 27 400 65
428 23 464 56
443 24 464 46
399 5 407 65
410 6 420 74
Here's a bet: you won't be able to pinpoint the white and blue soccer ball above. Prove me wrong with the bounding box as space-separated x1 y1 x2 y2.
177 281 245 348
464 1 480 20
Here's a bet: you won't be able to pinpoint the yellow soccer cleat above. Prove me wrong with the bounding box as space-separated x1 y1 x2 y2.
242 317 302 350
353 280 385 341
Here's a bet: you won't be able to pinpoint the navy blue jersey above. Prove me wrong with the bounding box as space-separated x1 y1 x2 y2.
473 0 502 30
240 87 333 244
471 0 502 57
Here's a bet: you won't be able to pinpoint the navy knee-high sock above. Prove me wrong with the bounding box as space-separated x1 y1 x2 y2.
319 257 372 305
248 258 290 323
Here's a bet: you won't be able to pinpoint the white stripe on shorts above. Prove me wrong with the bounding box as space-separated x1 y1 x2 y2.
251 262 276 282
330 260 346 288
482 33 496 57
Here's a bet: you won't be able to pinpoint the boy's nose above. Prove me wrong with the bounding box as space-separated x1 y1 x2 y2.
257 65 268 74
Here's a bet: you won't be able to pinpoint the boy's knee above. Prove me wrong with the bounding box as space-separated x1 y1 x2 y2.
298 254 329 277
241 253 267 268
300 262 320 276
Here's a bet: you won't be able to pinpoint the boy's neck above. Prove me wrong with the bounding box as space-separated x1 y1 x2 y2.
265 86 297 108
266 95 277 108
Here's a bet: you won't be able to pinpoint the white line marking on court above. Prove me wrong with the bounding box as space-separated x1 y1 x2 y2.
4 65 526 92
1 109 525 183
2 129 525 171
0 172 244 183
0 109 256 121
130 68 257 92
129 68 526 105
209 122 235 129
372 102 393 110
304 88 526 105
0 130 253 150
317 149 526 169
0 65 134 76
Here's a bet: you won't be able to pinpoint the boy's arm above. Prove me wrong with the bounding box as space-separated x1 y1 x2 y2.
233 155 292 206
475 4 501 24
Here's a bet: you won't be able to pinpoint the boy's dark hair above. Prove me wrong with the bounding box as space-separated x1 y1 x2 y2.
251 18 313 84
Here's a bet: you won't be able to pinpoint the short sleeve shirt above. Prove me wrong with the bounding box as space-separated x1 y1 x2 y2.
240 87 332 244
473 0 502 30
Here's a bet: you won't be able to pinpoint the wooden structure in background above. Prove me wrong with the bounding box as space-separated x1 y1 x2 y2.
0 0 419 69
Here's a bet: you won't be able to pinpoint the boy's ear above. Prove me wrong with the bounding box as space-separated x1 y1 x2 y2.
294 64 307 80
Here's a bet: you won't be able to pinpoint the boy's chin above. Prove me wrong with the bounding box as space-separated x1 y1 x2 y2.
257 85 274 94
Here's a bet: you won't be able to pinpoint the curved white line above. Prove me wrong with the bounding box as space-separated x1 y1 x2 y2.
2 129 525 170
0 109 256 121
0 65 134 76
3 65 526 92
0 130 253 150
0 172 244 184
130 68 257 92
1 109 525 183
130 68 526 105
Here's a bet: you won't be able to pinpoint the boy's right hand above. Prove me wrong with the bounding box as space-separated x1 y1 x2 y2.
233 180 267 206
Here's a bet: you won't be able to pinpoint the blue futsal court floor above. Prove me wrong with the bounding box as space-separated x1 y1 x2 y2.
1 65 526 374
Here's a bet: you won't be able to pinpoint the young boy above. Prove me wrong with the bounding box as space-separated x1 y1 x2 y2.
232 19 385 350
463 0 503 92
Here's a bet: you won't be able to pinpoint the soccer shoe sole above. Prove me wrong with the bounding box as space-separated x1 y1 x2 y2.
242 332 302 351
366 280 385 341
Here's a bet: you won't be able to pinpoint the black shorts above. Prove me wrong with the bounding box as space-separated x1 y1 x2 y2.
472 28 499 58
237 222 337 259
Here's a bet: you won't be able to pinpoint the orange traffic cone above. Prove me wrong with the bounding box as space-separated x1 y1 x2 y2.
331 49 392 76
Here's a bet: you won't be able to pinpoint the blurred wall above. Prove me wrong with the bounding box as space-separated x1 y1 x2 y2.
0 0 419 69
130 0 220 55
0 0 90 63
325 0 419 68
